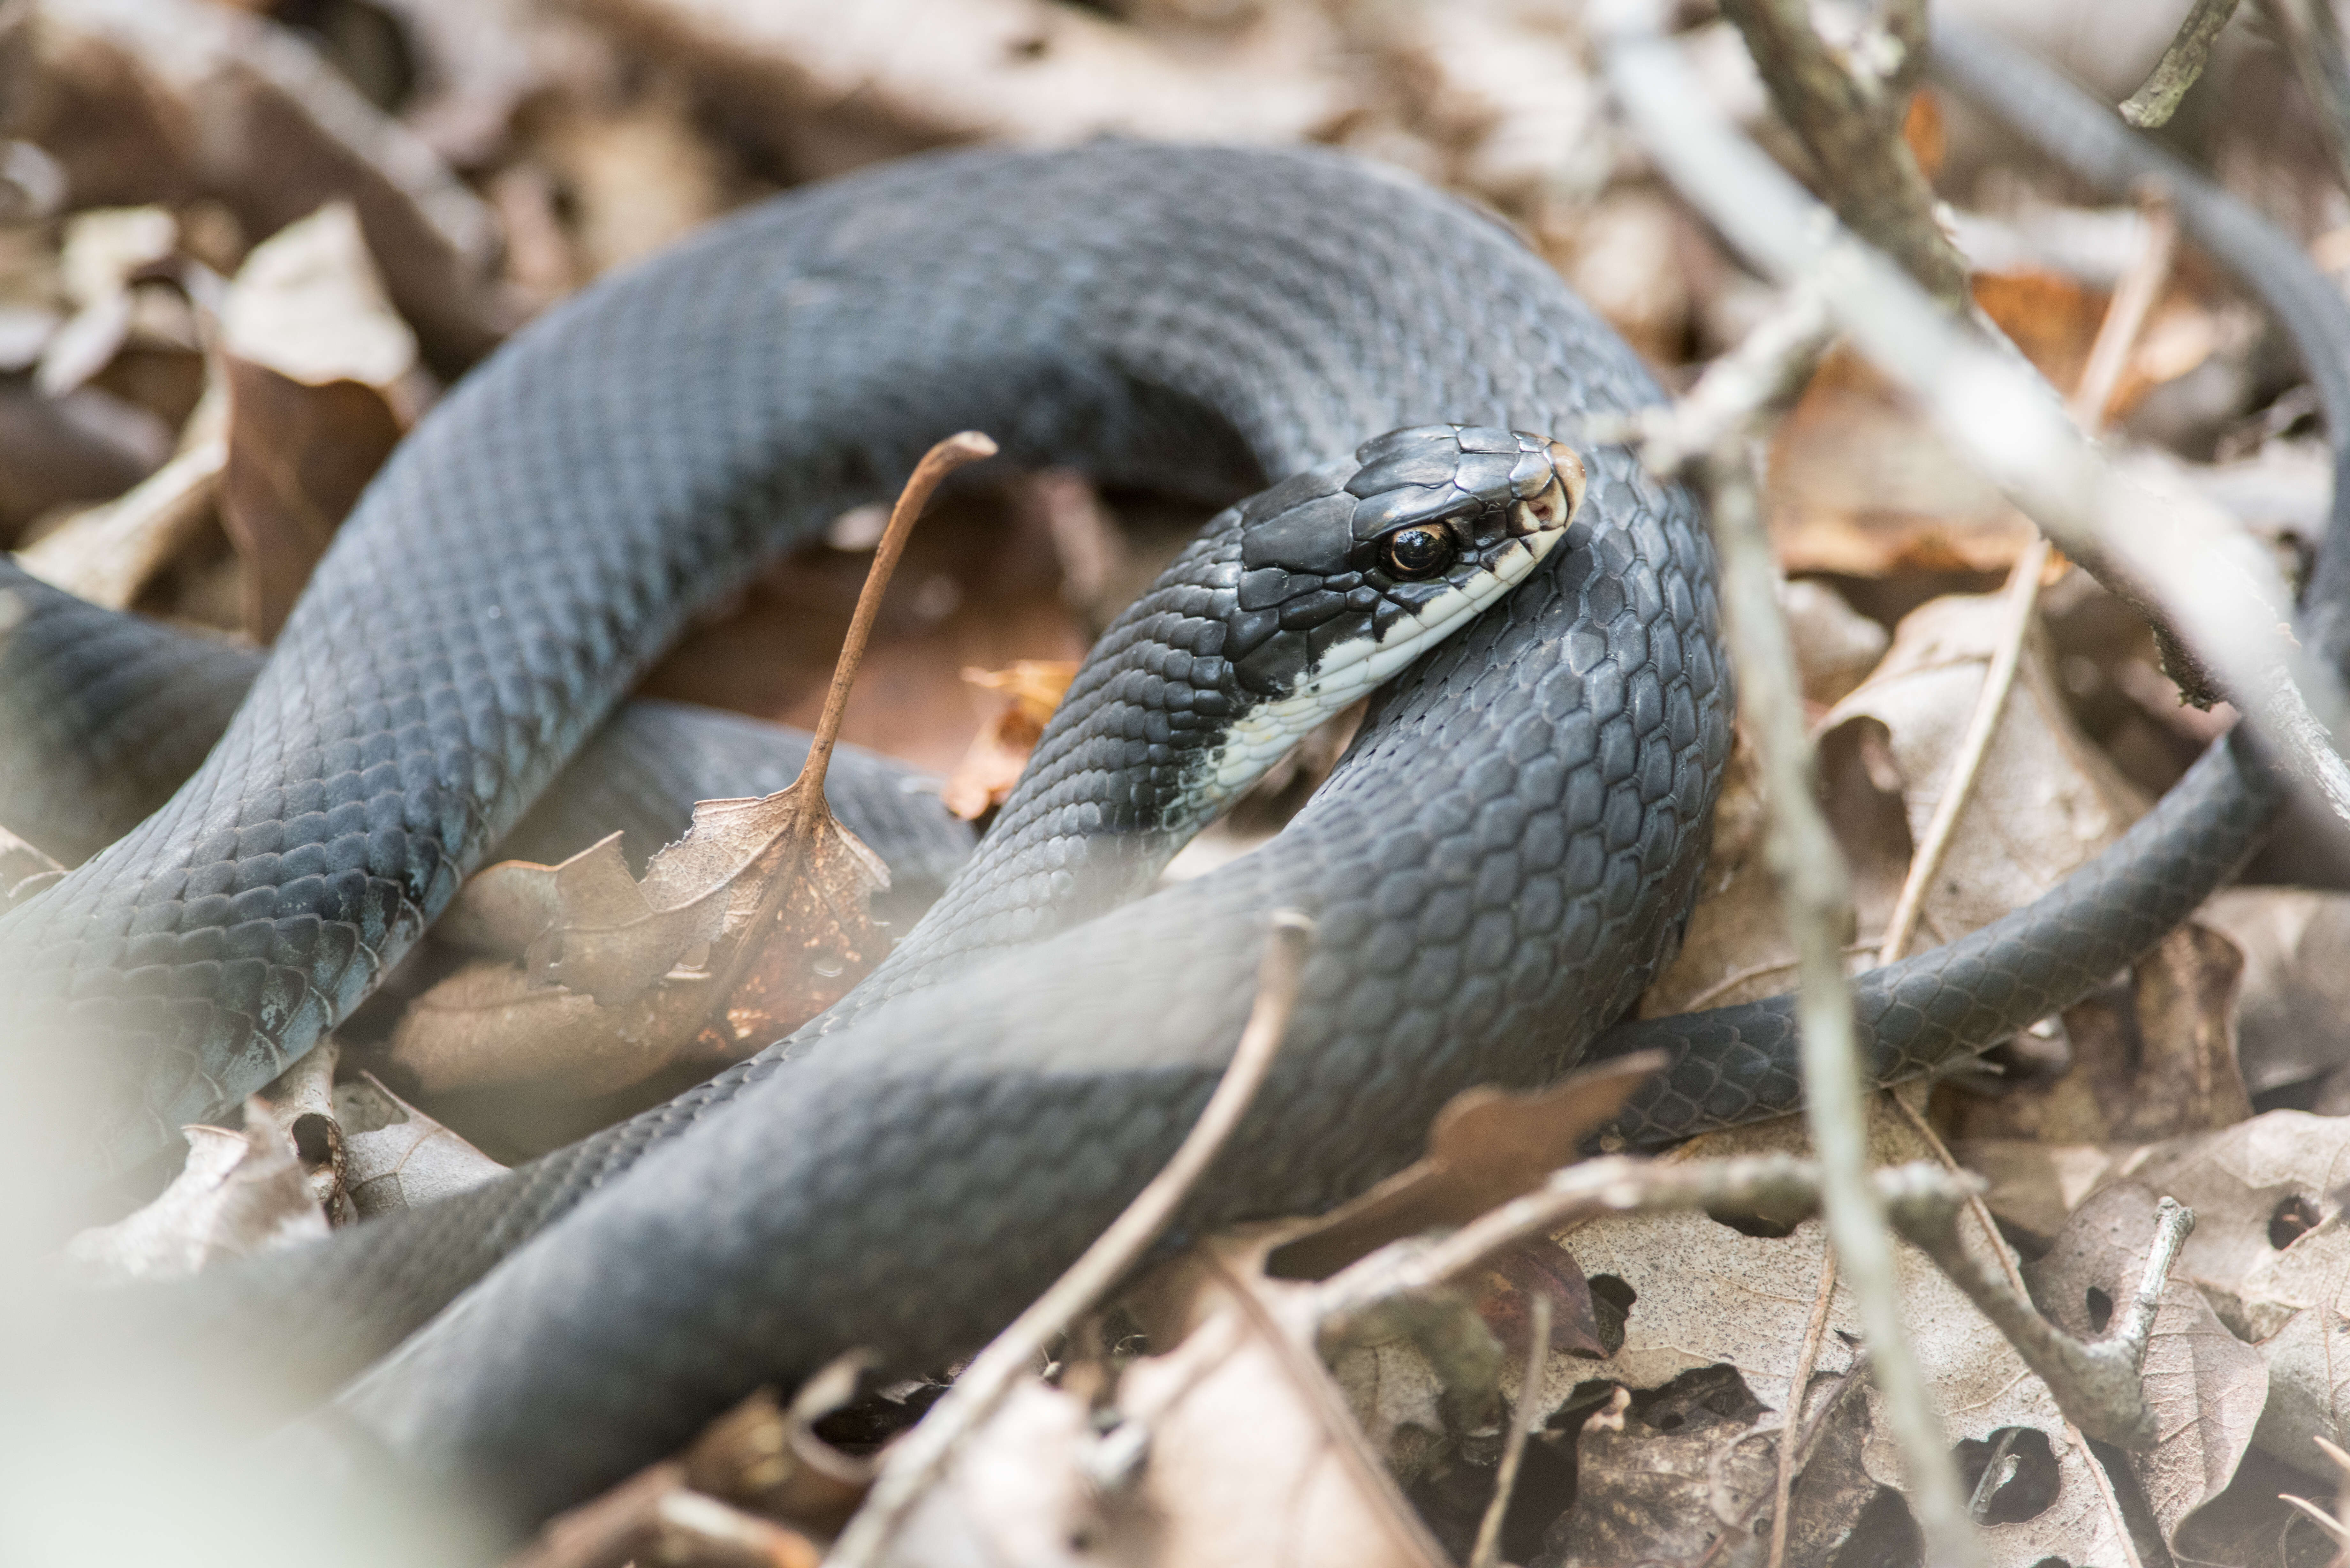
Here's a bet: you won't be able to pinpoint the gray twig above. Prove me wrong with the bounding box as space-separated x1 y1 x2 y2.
824 911 1315 1568
1588 288 1834 472
1695 443 1979 1568
2121 0 2244 128
1598 0 2350 830
2258 0 2350 194
1719 0 1969 309
1883 1170 2195 1449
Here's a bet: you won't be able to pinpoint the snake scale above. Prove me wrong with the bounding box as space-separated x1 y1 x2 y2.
1 16 2344 1542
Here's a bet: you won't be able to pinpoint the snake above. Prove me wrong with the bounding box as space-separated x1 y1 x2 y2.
1 15 2343 1541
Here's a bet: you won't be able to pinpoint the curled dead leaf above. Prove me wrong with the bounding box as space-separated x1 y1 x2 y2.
65 1099 327 1281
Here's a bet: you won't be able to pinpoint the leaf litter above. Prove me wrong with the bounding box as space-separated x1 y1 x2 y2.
15 1 2350 1564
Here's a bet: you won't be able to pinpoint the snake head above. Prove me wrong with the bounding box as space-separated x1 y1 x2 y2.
1222 424 1587 700
1183 424 1585 809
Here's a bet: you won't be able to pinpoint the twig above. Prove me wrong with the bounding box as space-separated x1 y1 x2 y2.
1694 441 1979 1568
1588 288 1834 471
2258 0 2350 196
1889 1096 2146 1568
1470 1293 1552 1568
824 910 1314 1568
1767 1249 1839 1568
13 440 226 610
1877 199 2182 964
798 431 997 797
1879 1166 2194 1449
1719 0 1969 310
2121 0 2245 128
1599 0 2350 833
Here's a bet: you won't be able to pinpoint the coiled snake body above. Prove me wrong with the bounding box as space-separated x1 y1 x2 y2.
0 19 2342 1536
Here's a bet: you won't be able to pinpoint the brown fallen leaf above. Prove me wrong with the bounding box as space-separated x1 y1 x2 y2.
4 0 512 371
333 1073 506 1220
2024 1181 2269 1553
11 438 226 610
2198 887 2350 1105
1267 1056 1664 1283
939 659 1079 820
64 1097 328 1281
215 201 417 638
396 433 997 1095
1550 1109 2136 1567
2115 1112 2350 1473
1541 1364 1779 1567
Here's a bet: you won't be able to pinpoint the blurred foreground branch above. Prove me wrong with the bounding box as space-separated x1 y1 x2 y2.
1598 0 2350 830
1719 0 1969 309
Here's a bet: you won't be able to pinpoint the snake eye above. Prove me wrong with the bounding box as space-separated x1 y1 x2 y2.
1381 524 1457 580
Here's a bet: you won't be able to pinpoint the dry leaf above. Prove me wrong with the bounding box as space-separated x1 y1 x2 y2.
1541 1365 1778 1567
2116 1112 2350 1471
1267 1057 1663 1282
334 1073 505 1219
11 439 225 610
0 823 64 908
2024 1182 2269 1551
216 201 417 638
65 1099 328 1280
940 660 1078 821
1780 576 1888 710
6 0 511 369
1549 1109 2135 1567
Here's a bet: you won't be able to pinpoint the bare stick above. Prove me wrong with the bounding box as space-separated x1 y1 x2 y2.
1695 442 1979 1568
1880 1166 2194 1449
798 431 997 798
1889 1097 2146 1567
2121 0 2244 128
1767 1249 1840 1568
1471 1292 1552 1568
1719 0 1969 310
1599 0 2350 831
825 910 1314 1568
2258 0 2350 196
1877 200 2182 964
1590 288 1834 471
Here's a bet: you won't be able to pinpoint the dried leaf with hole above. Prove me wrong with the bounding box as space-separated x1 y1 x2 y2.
1548 1110 2134 1567
65 1100 328 1281
2023 1182 2268 1551
333 1073 505 1219
2116 1112 2350 1473
940 660 1078 820
217 201 418 638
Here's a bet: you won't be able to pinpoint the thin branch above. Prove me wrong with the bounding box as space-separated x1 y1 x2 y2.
824 910 1314 1568
1719 0 1969 309
1696 442 1979 1568
1471 1293 1552 1568
1598 0 2350 832
1879 1166 2194 1449
1590 288 1835 471
1878 199 2182 964
2258 0 2350 196
2121 0 2245 128
1767 1249 1840 1568
1889 1096 2146 1568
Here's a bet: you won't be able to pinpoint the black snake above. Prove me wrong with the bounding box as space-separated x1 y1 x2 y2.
0 16 2342 1541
